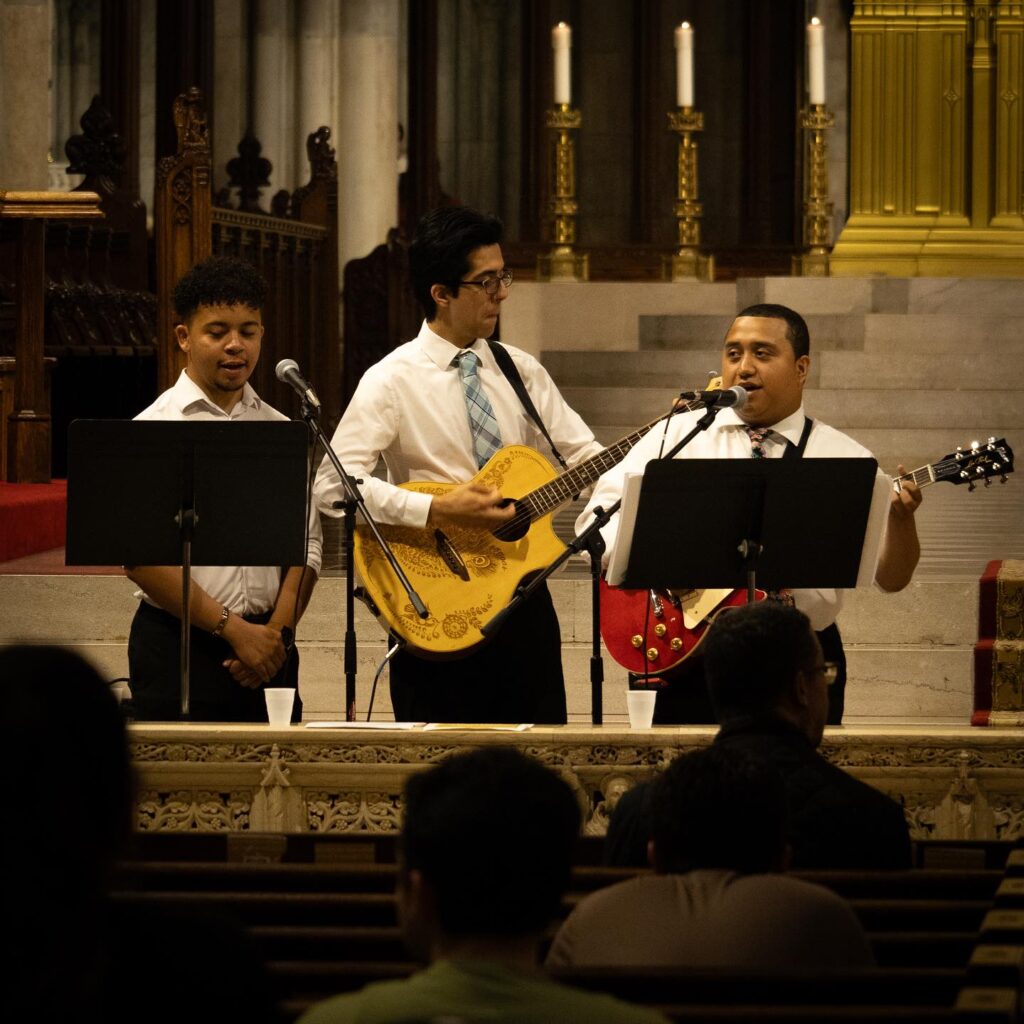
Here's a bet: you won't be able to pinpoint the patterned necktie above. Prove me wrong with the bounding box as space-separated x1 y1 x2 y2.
746 425 771 458
454 350 503 468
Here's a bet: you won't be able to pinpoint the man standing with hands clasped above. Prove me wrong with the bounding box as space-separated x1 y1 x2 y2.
126 256 321 722
579 303 923 725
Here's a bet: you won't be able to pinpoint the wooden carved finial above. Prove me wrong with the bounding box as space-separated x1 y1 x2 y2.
226 131 273 213
65 96 126 187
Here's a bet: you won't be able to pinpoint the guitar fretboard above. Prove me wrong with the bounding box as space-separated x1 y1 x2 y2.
522 414 670 519
897 464 937 490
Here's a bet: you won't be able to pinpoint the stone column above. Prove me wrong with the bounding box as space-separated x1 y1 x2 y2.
252 0 293 196
337 0 400 272
295 0 337 183
212 0 249 192
0 0 52 188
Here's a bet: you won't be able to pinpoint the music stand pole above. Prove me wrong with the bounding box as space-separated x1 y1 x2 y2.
176 503 196 718
582 524 606 725
299 401 428 721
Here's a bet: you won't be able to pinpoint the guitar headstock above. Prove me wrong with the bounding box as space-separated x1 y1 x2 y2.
934 438 1015 490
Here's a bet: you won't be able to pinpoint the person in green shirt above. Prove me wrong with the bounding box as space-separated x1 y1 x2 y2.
299 746 667 1024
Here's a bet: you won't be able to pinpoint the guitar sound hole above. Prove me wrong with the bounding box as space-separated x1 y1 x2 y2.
493 499 529 542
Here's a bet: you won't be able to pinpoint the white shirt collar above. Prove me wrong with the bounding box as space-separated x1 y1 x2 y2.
417 320 487 371
170 368 262 416
717 404 807 445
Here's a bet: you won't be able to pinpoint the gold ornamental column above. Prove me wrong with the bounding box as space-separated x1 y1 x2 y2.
831 0 1024 276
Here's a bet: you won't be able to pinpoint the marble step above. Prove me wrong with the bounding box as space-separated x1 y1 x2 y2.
544 348 1022 390
0 573 984 725
560 385 1024 431
637 312 1024 352
737 276 1024 316
861 314 1024 353
501 281 737 352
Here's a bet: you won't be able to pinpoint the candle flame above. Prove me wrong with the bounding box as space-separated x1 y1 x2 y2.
681 21 691 29
810 16 821 25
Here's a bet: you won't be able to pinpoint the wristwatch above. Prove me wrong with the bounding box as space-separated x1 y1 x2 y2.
281 626 295 651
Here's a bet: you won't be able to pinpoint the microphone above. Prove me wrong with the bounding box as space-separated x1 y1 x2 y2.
275 358 321 410
677 385 747 411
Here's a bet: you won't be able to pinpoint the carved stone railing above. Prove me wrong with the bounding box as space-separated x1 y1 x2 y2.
127 723 1024 841
155 90 341 427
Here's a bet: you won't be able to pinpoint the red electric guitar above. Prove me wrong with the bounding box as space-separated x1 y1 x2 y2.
600 437 1015 675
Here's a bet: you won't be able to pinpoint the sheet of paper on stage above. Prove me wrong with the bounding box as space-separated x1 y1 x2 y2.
856 471 894 587
422 723 534 732
605 471 643 587
305 721 425 729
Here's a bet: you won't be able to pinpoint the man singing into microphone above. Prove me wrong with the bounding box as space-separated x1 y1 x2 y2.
126 256 322 721
579 304 923 724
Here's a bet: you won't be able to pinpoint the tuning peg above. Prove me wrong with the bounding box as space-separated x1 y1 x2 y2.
988 436 996 444
955 447 964 460
1001 474 1008 483
968 481 976 492
985 478 992 488
970 440 980 451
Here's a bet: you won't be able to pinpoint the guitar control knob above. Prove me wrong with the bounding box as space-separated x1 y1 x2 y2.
630 635 643 649
670 638 683 652
654 624 667 638
646 648 659 661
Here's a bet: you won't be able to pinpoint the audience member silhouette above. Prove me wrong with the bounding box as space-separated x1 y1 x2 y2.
605 602 912 870
548 745 872 969
0 644 280 1022
299 746 668 1023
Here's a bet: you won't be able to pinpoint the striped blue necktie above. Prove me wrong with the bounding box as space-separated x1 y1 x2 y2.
454 350 503 468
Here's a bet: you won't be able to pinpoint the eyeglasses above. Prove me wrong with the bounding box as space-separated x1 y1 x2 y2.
814 661 839 686
458 269 513 296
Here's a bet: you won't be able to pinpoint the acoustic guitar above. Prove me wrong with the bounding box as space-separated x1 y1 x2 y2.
353 402 704 658
600 437 1015 676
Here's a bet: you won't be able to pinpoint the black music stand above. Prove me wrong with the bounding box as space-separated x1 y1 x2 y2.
66 420 310 718
611 457 885 596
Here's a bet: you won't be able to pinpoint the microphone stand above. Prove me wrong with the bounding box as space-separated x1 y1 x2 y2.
299 398 429 721
480 400 733 725
480 502 620 724
659 400 765 601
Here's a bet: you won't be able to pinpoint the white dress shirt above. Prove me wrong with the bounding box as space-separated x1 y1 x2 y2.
314 320 603 524
578 405 888 631
133 369 323 614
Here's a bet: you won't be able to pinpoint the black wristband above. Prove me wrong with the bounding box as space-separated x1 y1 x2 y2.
280 626 295 651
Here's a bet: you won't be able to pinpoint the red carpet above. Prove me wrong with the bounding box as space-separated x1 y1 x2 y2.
0 480 67 562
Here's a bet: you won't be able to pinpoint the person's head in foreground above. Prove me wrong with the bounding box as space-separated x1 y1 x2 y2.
649 743 789 875
398 745 581 961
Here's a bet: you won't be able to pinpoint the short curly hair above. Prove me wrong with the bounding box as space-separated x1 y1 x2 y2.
173 256 268 323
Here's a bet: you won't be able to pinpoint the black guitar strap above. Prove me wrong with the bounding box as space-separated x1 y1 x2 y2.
487 340 569 470
782 416 814 460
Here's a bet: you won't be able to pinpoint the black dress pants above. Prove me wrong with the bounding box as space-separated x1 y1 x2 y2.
388 582 567 724
128 602 302 722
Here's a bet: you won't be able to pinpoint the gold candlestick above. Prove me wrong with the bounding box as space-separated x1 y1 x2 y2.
794 103 835 277
665 107 714 282
538 104 588 282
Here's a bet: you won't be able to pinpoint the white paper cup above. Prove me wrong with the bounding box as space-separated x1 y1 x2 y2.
626 689 657 729
265 687 296 726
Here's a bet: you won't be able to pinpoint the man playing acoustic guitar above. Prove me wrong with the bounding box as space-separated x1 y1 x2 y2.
579 304 923 725
314 206 603 724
